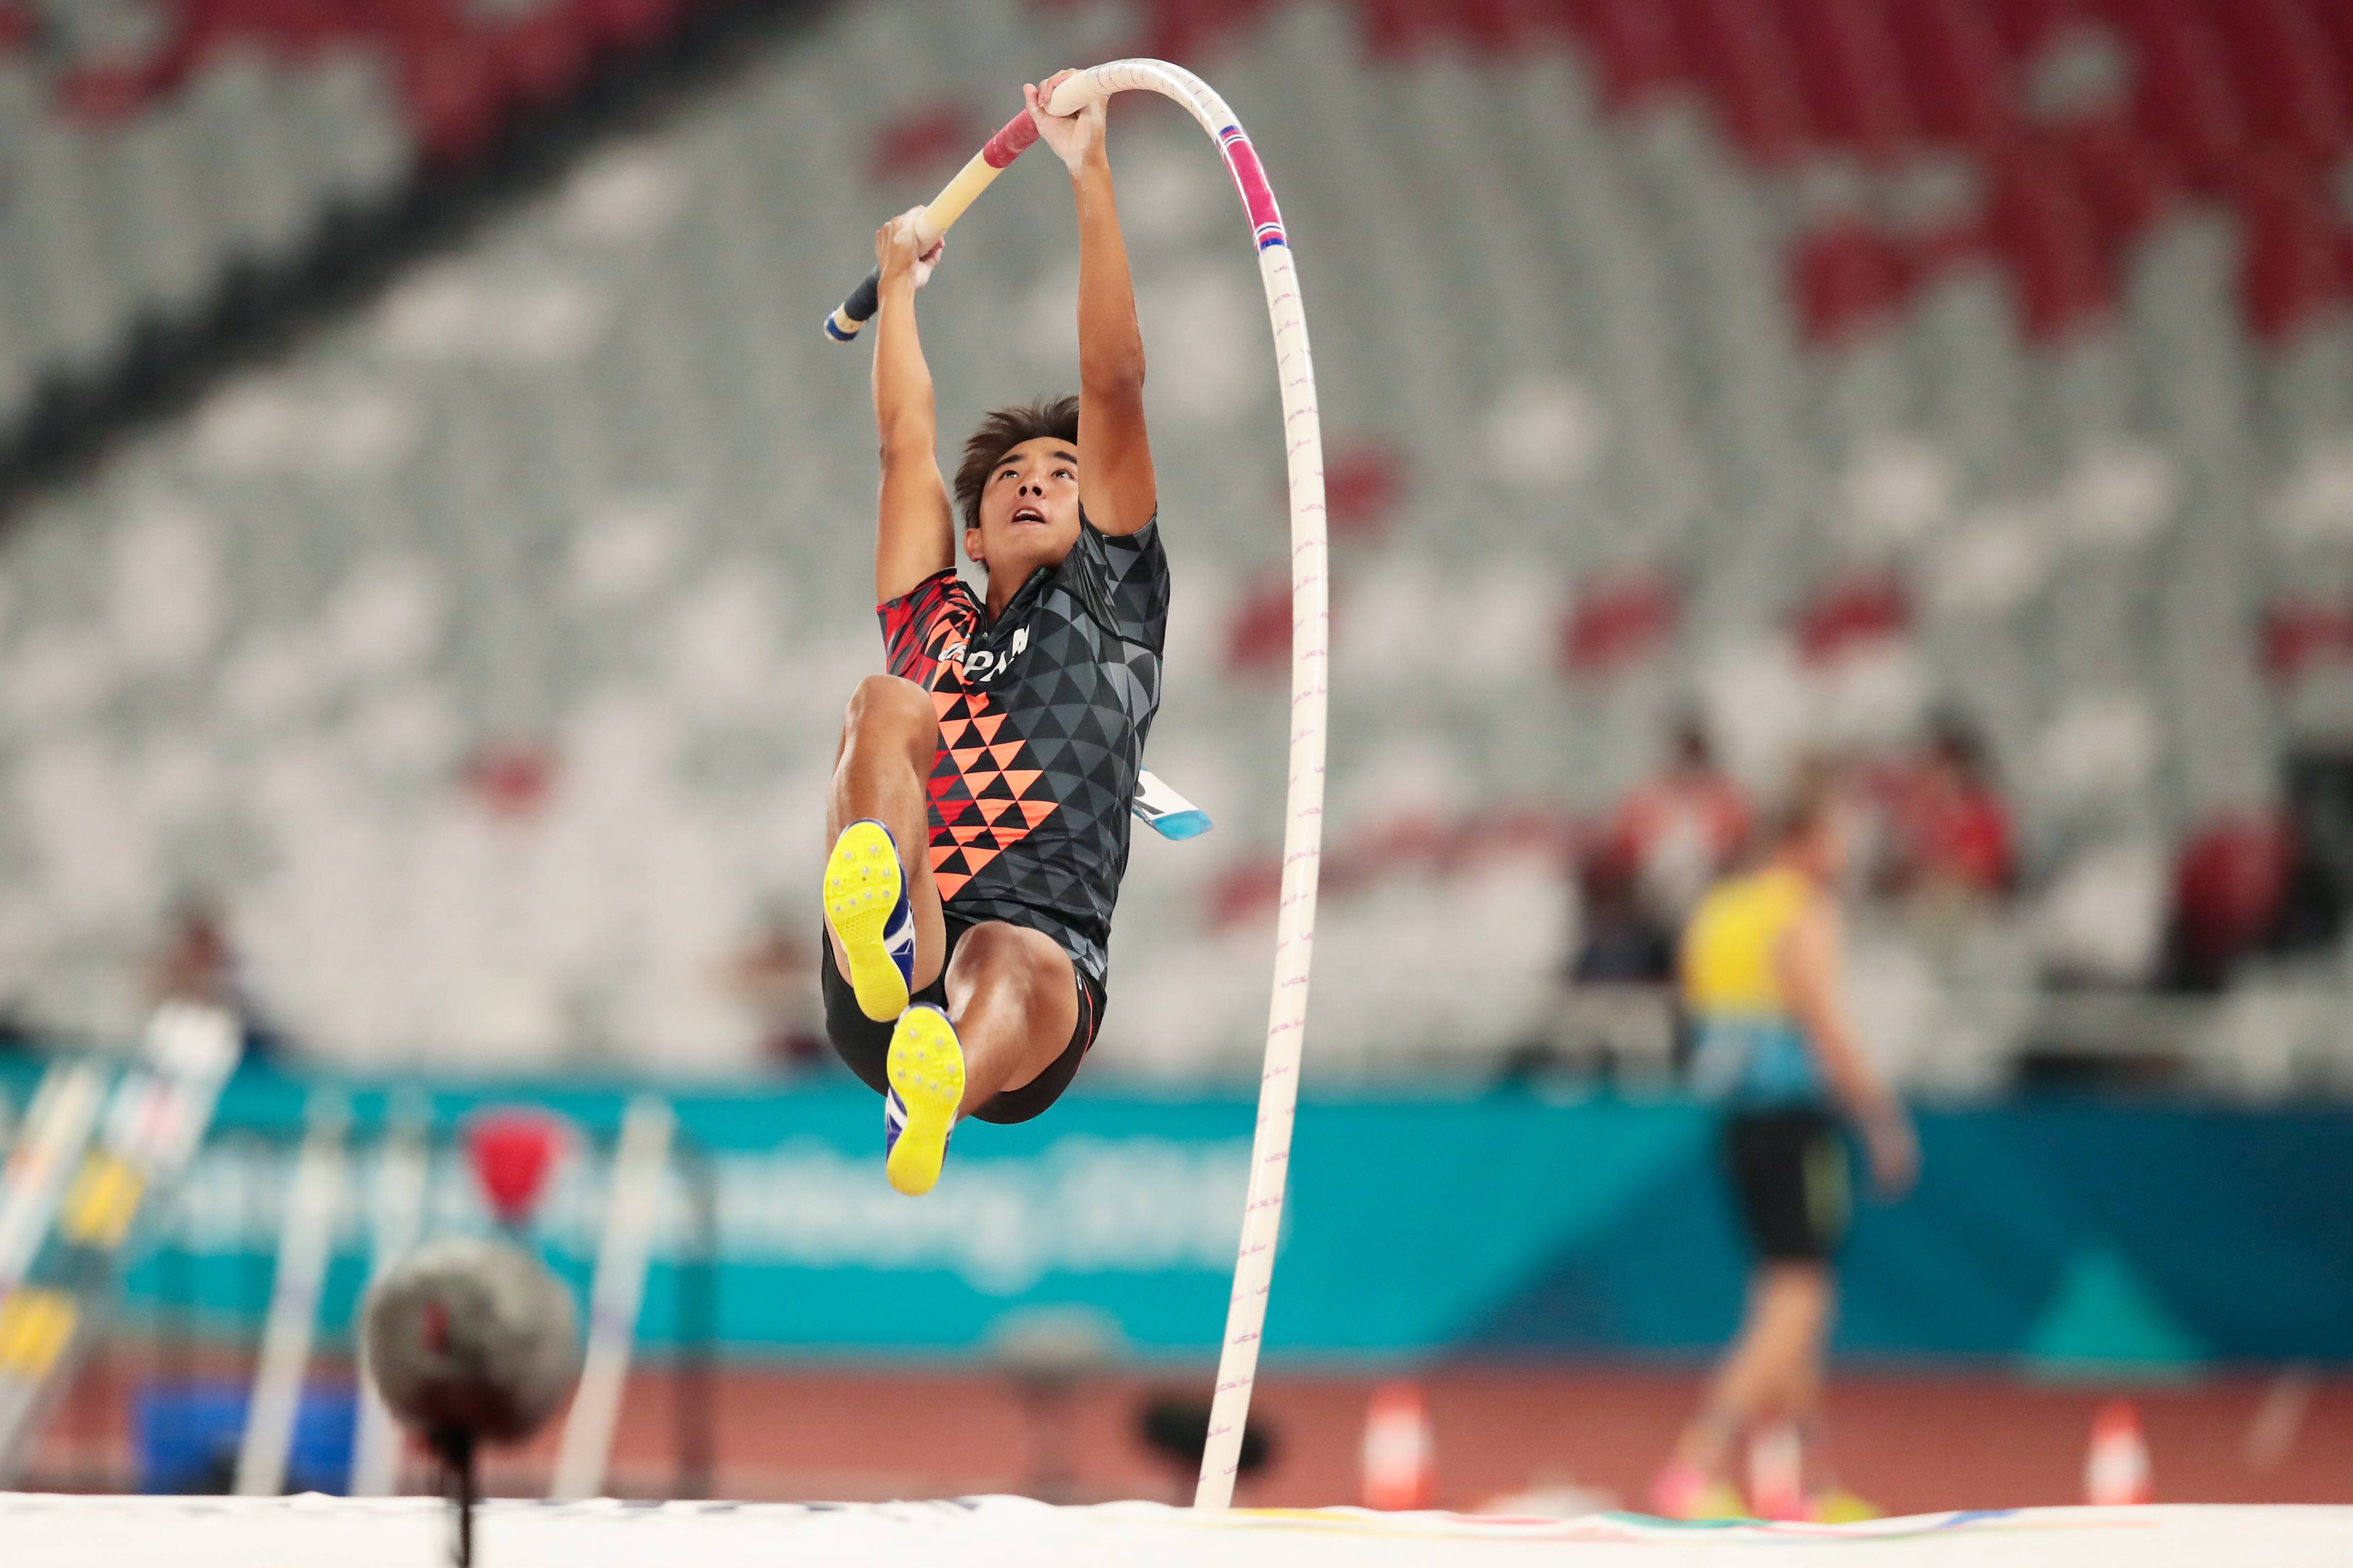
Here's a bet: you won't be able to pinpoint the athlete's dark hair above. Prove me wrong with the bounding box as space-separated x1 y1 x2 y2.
954 396 1080 535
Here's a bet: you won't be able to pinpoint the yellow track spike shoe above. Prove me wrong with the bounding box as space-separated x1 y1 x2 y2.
1807 1488 1884 1524
824 819 917 1022
884 1004 964 1197
1648 1461 1748 1521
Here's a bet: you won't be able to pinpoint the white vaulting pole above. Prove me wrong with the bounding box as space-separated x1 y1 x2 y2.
1041 61 1328 1512
550 1095 674 1500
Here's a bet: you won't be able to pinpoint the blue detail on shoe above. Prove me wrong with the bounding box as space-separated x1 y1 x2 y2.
883 1087 948 1159
879 853 917 995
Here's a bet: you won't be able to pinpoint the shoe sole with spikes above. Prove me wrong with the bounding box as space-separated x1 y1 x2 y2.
824 819 915 1023
885 1004 963 1196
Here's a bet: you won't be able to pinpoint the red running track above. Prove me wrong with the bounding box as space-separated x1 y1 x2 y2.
26 1356 2353 1513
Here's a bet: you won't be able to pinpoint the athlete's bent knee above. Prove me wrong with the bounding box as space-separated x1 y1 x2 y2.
844 673 936 746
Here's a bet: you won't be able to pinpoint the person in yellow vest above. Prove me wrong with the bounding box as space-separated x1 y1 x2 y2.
1648 764 1918 1523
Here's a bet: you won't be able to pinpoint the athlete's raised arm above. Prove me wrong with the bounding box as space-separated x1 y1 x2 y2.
1027 75 1157 537
870 210 956 602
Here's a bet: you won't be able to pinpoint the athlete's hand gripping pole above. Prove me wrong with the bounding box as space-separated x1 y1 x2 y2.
821 109 1044 342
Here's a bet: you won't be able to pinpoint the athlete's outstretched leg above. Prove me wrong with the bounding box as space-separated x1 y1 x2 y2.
883 922 1079 1196
824 674 948 1015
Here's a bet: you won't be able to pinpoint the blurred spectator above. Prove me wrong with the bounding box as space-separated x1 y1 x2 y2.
150 897 238 1013
147 896 278 1064
1881 717 2015 914
1605 716 1753 927
1570 844 1677 984
724 912 830 1076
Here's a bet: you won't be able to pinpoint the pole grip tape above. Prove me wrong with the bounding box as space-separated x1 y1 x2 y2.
823 109 1040 343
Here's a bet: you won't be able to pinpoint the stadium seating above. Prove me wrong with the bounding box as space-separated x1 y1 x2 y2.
0 0 736 460
0 0 2347 1091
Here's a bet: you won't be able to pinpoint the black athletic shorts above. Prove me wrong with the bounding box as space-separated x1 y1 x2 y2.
820 915 1104 1125
1723 1107 1852 1264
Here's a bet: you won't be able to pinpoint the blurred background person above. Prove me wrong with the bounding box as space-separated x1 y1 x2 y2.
146 894 280 1066
1580 717 1752 981
1652 765 1917 1523
1879 715 2016 941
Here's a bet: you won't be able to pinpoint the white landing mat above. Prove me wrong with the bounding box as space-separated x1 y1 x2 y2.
7 1493 2351 1566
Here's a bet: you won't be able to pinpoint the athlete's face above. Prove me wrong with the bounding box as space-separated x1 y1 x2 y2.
970 437 1082 584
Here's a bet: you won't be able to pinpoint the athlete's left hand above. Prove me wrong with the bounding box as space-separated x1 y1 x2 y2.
875 206 945 291
1026 71 1107 172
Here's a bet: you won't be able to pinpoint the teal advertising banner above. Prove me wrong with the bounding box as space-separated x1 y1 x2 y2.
7 1061 2345 1367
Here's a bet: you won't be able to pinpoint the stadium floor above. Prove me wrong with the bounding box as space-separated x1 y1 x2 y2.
7 1494 2353 1566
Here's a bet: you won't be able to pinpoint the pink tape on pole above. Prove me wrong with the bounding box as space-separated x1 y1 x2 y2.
1217 126 1284 247
982 109 1040 169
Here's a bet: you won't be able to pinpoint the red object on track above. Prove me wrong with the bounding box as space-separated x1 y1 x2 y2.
466 1107 570 1228
1361 1380 1435 1511
2086 1398 2154 1505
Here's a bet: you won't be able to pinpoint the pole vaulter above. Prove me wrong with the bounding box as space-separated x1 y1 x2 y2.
822 59 1327 1512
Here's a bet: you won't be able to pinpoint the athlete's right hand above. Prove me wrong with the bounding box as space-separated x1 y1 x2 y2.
875 208 944 291
1863 1111 1919 1200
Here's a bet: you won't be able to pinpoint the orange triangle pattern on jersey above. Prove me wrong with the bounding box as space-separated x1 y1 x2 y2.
928 683 1059 901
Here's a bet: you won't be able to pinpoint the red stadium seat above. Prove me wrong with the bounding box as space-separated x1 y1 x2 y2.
1979 0 2095 58
1321 442 1407 540
1671 0 1813 165
55 61 172 126
2195 0 2348 169
2094 0 2246 187
2062 116 2180 258
1568 0 1690 110
1561 573 1679 677
1795 573 1908 664
1359 0 1480 58
1983 141 2111 338
2315 0 2353 117
2236 149 2350 341
1225 573 1297 677
869 103 981 184
1775 0 1916 162
1129 0 1277 65
494 3 598 112
2263 601 2353 683
183 0 349 57
1793 219 1912 342
403 34 506 167
1886 0 2015 147
583 0 687 53
464 743 561 820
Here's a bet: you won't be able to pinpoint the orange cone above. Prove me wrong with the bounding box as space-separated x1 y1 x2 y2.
2084 1399 2152 1505
1360 1380 1435 1510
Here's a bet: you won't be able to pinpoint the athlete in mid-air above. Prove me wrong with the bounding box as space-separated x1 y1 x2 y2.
819 73 1164 1197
